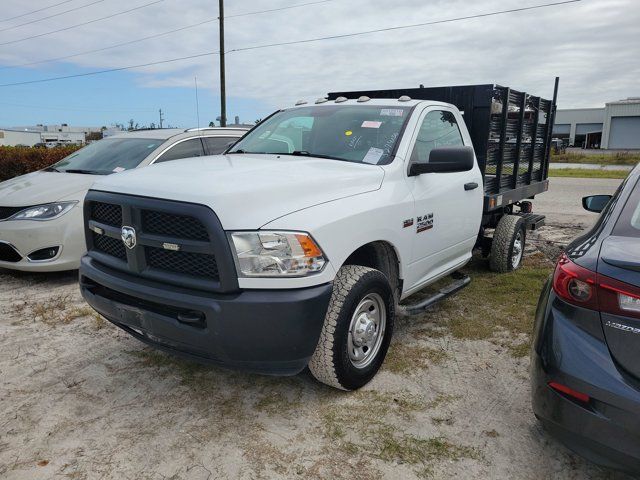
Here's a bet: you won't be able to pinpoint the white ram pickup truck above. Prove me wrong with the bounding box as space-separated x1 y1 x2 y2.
80 82 557 390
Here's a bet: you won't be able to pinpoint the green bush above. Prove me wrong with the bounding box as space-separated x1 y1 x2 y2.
0 145 82 182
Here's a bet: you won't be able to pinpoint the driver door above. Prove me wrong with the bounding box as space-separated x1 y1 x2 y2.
404 107 483 292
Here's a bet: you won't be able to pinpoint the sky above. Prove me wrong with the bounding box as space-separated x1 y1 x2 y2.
0 0 638 128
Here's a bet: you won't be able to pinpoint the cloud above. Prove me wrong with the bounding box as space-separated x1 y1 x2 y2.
0 0 638 111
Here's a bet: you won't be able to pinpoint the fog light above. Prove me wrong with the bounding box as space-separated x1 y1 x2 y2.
27 246 60 262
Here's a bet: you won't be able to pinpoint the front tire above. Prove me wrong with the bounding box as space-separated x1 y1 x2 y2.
309 265 394 390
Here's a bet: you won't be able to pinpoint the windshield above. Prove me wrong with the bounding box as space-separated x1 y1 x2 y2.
51 137 165 174
228 105 412 165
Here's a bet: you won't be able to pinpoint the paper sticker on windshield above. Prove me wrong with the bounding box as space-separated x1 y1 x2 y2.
380 108 404 117
361 120 382 129
362 147 384 164
113 167 125 173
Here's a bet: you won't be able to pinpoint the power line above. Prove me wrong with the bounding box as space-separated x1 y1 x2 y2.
0 0 164 47
228 0 582 53
226 0 333 18
0 0 332 70
0 0 582 88
0 18 217 71
0 51 219 87
0 101 156 113
0 0 75 23
0 0 105 34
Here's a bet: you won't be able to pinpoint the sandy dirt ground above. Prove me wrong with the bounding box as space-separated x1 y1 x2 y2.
0 178 631 479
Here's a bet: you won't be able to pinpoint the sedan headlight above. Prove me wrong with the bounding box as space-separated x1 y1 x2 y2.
229 231 326 277
9 201 78 221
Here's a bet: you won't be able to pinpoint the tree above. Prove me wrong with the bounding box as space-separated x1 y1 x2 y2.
208 121 216 127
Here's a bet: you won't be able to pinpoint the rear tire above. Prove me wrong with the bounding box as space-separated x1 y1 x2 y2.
489 214 526 273
309 265 394 391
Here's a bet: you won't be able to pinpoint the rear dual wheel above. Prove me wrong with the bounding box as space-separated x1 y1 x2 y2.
489 214 526 273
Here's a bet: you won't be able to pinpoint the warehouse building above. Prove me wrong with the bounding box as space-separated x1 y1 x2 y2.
0 129 42 147
554 97 640 149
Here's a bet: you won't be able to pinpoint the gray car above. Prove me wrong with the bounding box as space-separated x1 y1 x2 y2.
531 163 640 474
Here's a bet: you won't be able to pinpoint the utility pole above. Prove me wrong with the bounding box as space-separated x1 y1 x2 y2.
159 108 164 128
218 0 226 127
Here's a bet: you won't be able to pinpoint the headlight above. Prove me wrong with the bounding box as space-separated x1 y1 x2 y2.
229 231 326 277
9 201 78 221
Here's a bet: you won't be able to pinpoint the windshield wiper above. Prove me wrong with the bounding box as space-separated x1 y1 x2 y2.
281 151 346 162
62 169 105 175
43 166 60 172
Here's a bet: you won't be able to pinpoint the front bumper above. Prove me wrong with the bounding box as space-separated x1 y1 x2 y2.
79 255 333 375
531 280 640 474
0 205 85 272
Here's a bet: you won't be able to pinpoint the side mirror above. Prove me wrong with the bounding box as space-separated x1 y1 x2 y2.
409 146 475 176
582 195 612 213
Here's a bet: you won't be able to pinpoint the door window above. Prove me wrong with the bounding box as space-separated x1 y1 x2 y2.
155 138 205 163
203 136 239 155
410 110 464 163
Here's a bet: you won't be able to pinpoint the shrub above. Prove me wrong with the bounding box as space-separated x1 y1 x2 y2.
0 145 82 182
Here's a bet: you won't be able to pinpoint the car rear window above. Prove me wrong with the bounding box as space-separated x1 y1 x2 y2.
613 177 640 238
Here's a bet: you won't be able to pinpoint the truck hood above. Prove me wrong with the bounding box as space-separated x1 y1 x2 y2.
91 154 385 229
0 170 97 206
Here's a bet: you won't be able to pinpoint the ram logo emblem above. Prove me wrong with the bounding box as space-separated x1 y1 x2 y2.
121 226 137 250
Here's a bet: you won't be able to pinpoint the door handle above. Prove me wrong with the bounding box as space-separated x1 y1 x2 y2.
464 182 479 191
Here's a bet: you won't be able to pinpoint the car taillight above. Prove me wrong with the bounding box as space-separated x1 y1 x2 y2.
552 254 598 309
552 253 640 319
599 277 640 320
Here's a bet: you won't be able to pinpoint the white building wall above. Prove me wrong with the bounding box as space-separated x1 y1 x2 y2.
0 130 41 147
602 99 640 149
553 108 605 146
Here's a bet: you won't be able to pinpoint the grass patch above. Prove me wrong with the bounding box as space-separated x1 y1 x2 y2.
374 426 481 466
404 254 552 356
319 390 478 476
549 168 628 179
17 296 100 327
129 349 207 385
384 343 449 375
551 151 640 165
92 313 107 330
424 393 461 410
507 342 531 358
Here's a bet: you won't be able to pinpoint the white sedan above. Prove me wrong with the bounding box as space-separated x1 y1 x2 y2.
0 127 247 272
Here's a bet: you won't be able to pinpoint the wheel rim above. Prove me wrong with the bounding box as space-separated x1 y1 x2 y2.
511 231 524 269
347 293 386 369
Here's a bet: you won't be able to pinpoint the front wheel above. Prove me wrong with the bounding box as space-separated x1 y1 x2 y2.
489 214 526 273
309 265 395 390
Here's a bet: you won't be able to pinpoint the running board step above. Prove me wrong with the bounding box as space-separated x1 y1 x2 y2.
401 273 471 315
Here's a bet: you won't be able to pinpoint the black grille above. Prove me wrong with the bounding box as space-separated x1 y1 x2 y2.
142 210 209 241
0 206 24 221
92 232 126 260
91 202 122 227
0 243 22 262
146 246 218 279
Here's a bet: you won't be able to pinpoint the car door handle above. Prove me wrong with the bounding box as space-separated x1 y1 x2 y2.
464 182 479 191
